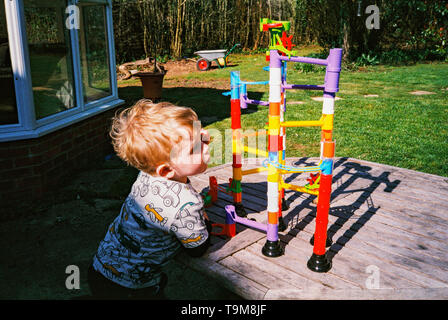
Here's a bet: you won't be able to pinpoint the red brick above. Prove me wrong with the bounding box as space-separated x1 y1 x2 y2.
77 122 91 134
48 134 66 147
32 159 53 176
33 140 51 156
7 187 33 201
54 152 68 164
0 159 14 171
64 158 75 169
67 148 81 161
60 141 72 152
0 146 30 158
78 140 92 153
1 167 33 180
15 176 42 189
0 179 15 190
74 133 87 145
44 145 62 160
0 139 35 149
29 142 44 155
87 137 98 148
14 155 42 168
1 105 122 206
32 185 44 198
44 169 61 186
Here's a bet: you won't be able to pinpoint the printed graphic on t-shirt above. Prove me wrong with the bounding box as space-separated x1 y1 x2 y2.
93 172 209 289
144 203 167 227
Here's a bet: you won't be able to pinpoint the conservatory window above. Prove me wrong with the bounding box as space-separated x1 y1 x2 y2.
78 2 112 103
0 3 18 125
24 0 77 119
0 0 122 142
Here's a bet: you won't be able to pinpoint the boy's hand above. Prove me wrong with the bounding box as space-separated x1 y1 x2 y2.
201 129 210 145
202 210 209 221
203 211 213 235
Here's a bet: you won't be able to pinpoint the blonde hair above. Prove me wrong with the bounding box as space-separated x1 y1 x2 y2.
110 99 198 174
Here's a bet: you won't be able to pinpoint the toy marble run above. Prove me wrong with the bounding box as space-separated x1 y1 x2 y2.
206 18 342 273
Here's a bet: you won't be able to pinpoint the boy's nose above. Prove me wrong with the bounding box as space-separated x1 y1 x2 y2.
201 129 210 144
202 141 209 154
202 143 210 162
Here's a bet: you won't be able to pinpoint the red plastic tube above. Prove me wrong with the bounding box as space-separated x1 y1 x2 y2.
313 173 333 255
231 99 241 129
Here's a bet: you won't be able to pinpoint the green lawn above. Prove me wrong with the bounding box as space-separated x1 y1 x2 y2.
119 49 448 177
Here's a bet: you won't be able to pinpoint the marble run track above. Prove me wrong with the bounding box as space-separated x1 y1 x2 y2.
205 18 342 273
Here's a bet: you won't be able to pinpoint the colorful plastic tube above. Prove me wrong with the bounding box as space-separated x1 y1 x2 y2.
262 49 284 257
230 71 246 217
307 48 342 273
225 205 268 233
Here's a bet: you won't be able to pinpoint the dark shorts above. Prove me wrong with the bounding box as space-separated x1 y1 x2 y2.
87 265 168 300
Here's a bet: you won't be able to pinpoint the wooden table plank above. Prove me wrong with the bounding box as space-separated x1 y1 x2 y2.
206 227 267 262
285 204 448 274
273 235 423 290
264 287 448 300
331 193 448 239
175 251 268 300
230 250 316 290
279 231 446 289
219 254 294 291
247 242 360 289
329 242 448 288
182 158 448 300
333 187 448 227
330 196 448 246
282 210 448 286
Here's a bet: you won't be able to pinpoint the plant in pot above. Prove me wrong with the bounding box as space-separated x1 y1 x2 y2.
134 47 167 102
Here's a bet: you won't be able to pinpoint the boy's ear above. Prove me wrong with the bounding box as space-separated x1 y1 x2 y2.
155 163 175 179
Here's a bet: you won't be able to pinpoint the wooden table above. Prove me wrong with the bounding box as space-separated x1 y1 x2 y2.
176 157 448 300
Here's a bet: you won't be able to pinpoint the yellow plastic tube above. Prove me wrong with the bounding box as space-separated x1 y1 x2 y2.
281 182 319 196
242 145 269 158
281 116 324 128
241 167 268 176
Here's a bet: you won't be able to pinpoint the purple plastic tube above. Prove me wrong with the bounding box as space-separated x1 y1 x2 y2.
225 205 268 233
279 55 328 66
243 97 269 106
324 48 342 94
282 84 325 91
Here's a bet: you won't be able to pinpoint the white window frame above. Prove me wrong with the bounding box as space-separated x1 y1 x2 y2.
0 0 123 142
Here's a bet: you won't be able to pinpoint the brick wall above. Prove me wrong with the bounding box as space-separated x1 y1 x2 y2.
0 108 121 207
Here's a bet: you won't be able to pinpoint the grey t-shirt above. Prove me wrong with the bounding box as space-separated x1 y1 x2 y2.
93 171 209 289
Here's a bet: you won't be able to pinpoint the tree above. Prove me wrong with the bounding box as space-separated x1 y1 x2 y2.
172 0 186 59
110 0 447 64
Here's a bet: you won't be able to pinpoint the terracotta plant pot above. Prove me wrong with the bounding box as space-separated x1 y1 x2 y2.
135 71 166 101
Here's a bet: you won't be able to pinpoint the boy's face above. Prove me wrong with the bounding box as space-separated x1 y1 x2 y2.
169 125 210 181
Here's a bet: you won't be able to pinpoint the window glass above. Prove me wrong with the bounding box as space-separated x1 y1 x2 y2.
0 3 19 125
79 4 111 103
24 0 76 120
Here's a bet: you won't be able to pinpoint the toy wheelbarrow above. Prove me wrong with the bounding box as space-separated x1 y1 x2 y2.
194 43 240 71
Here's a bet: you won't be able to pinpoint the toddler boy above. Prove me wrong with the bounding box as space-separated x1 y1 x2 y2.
88 100 212 299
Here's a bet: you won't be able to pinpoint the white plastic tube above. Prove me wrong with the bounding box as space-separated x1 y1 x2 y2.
269 67 282 103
